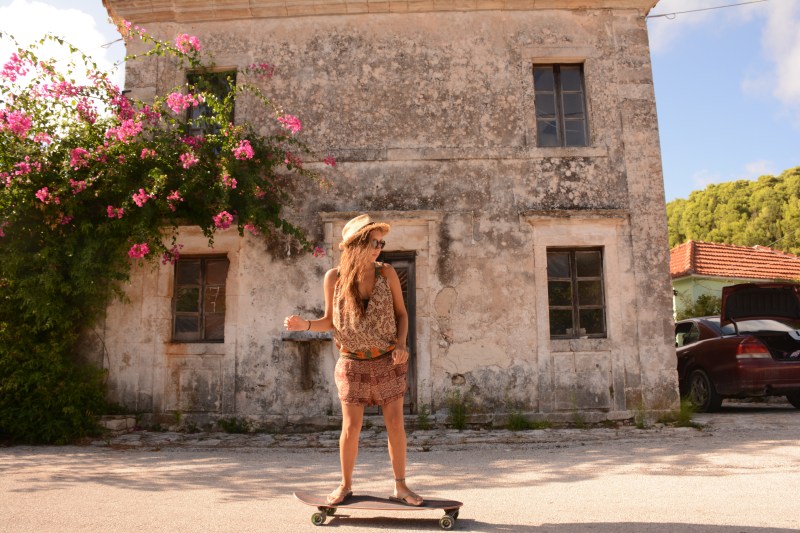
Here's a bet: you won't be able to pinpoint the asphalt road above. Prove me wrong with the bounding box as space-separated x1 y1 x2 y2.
2 402 799 533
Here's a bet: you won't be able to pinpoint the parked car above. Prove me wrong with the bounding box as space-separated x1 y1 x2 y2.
675 282 800 412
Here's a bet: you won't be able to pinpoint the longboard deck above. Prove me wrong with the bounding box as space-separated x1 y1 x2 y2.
294 491 462 511
294 491 463 529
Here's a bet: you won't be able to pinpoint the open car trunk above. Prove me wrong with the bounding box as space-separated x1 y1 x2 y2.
752 330 800 361
722 283 800 361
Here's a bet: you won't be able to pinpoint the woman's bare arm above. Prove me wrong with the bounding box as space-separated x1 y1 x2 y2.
283 268 338 332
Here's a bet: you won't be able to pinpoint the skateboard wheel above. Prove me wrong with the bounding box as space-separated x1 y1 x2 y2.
452 510 459 520
325 507 336 516
311 512 326 526
439 515 454 530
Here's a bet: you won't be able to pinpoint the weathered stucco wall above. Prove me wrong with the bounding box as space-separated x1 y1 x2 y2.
100 3 678 428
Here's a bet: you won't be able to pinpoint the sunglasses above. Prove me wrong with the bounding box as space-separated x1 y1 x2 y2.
370 239 386 249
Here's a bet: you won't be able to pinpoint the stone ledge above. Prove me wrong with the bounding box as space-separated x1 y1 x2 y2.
281 331 334 342
103 0 659 23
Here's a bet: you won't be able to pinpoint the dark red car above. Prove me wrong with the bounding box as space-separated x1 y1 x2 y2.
675 283 800 412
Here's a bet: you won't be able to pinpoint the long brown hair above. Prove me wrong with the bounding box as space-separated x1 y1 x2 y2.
337 227 378 319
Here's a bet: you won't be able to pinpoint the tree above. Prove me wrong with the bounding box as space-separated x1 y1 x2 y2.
667 167 800 254
0 24 333 443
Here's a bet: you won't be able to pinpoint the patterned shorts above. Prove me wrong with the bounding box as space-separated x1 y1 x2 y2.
334 354 408 406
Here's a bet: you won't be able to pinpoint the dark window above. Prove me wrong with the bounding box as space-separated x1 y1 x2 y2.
533 64 588 147
547 248 606 338
173 256 229 342
675 322 700 347
186 70 236 136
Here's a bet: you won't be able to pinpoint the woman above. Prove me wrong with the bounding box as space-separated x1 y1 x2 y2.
284 214 423 507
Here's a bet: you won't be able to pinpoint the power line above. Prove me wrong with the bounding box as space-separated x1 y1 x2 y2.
646 0 768 20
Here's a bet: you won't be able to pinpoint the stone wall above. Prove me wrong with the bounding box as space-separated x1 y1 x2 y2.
99 2 678 428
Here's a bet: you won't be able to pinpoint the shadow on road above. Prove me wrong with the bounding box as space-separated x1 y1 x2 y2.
287 516 796 532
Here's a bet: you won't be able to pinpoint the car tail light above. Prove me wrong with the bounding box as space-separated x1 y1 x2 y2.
735 337 772 360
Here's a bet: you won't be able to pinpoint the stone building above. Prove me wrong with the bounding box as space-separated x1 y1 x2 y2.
100 0 677 429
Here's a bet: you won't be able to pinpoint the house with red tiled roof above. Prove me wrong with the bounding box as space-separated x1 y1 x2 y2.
670 240 800 316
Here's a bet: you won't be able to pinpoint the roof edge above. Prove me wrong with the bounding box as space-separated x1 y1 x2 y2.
103 0 659 24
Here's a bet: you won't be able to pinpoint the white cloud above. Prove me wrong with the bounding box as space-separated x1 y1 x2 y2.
647 0 762 55
690 161 776 192
691 168 723 190
742 159 776 178
0 0 122 87
760 0 800 121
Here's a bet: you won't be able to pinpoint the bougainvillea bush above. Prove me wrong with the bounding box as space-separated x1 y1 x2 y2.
0 24 331 443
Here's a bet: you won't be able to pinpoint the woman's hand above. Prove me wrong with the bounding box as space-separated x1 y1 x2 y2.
392 346 409 365
284 314 308 331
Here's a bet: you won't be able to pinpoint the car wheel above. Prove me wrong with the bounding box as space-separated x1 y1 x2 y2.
786 392 800 409
688 369 722 412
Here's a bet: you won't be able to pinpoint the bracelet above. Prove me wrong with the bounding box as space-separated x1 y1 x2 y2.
306 319 311 331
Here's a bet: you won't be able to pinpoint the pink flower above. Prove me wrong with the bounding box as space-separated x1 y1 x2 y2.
1 52 30 81
59 214 73 225
323 155 337 167
1 172 11 188
1 110 32 138
14 156 40 176
313 246 326 258
221 174 237 189
244 223 259 236
213 210 234 230
175 34 201 54
167 190 183 212
35 187 50 204
181 135 204 149
44 81 78 100
277 114 302 135
166 92 204 114
105 119 142 143
107 206 124 219
34 132 52 145
128 243 150 259
110 90 135 120
140 148 156 159
132 188 154 207
162 243 184 265
233 139 254 160
0 221 7 237
179 153 199 169
70 147 90 169
76 98 98 124
284 151 303 169
248 62 274 80
70 179 87 194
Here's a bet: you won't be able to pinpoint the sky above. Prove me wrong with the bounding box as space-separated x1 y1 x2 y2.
0 0 798 202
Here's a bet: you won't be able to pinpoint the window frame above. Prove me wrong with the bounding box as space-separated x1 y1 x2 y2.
172 255 230 343
546 247 606 339
186 70 237 137
532 63 589 148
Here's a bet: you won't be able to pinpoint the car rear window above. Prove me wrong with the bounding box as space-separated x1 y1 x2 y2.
707 317 800 335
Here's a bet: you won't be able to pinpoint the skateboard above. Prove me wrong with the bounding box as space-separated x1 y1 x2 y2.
293 491 463 530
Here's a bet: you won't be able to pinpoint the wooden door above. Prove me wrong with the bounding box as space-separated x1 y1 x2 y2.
366 251 417 415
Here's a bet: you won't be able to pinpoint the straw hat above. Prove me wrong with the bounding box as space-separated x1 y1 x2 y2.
339 214 390 250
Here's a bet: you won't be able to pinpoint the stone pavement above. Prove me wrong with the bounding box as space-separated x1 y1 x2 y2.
88 400 798 452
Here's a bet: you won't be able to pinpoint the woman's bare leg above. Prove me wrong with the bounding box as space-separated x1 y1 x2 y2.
329 402 364 504
382 397 423 505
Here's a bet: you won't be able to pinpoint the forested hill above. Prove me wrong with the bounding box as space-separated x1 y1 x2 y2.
667 167 800 254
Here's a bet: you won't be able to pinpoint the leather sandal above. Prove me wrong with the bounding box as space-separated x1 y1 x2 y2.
389 479 423 506
389 490 423 506
326 485 352 505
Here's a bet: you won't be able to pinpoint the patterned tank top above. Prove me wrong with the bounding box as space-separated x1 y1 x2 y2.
333 263 397 359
